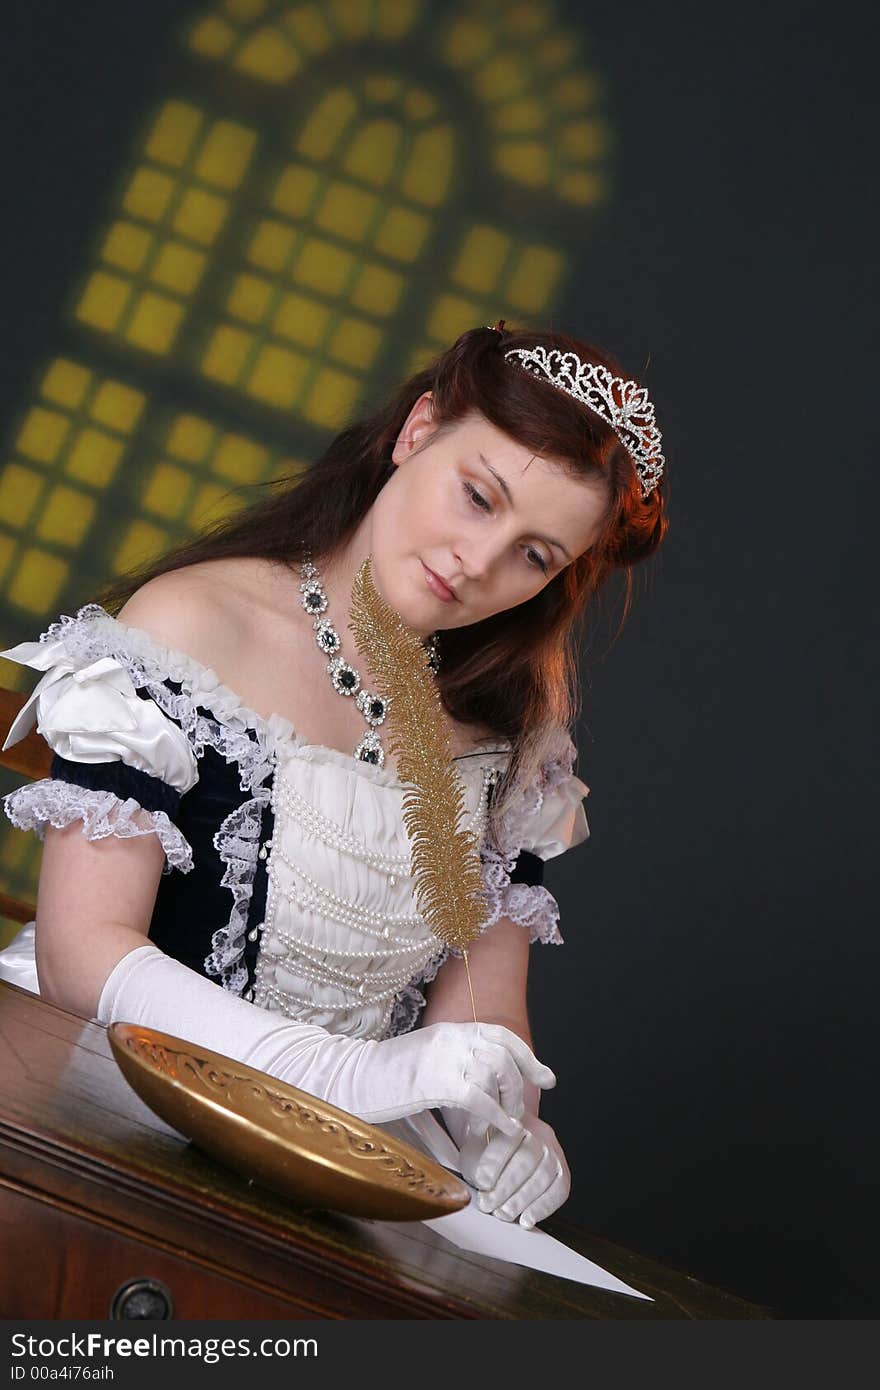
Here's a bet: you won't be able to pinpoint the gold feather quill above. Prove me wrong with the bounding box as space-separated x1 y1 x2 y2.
348 555 486 1022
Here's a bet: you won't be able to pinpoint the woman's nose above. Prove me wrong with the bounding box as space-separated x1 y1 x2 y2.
456 535 505 581
454 543 490 582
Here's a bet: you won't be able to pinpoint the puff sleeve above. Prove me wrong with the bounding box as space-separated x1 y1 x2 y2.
1 632 199 874
480 738 589 946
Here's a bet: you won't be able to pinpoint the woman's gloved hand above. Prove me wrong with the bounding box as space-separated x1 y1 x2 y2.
97 945 556 1134
356 1020 555 1133
452 1110 571 1229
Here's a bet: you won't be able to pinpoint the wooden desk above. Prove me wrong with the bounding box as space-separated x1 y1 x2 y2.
0 982 770 1319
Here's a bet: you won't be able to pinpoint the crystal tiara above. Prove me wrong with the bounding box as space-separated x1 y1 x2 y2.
503 345 665 497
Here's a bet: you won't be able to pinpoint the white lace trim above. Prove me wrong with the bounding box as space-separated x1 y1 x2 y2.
206 793 268 995
25 604 288 992
481 877 563 945
2 780 194 874
387 945 449 1038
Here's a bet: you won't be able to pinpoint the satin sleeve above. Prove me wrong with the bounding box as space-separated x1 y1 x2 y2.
1 636 198 873
513 768 590 862
479 742 590 946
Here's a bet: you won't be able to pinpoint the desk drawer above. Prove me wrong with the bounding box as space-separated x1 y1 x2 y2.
0 1182 316 1318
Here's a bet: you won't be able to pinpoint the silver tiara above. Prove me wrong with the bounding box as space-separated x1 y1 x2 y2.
503 346 665 497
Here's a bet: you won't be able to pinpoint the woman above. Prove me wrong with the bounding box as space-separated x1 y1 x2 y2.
0 324 667 1230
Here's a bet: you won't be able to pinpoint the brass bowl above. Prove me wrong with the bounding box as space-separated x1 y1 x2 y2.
108 1023 470 1221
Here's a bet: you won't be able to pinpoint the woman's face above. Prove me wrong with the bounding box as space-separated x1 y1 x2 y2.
367 392 610 638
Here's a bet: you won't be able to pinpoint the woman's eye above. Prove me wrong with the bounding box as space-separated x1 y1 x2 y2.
463 480 491 512
463 481 549 574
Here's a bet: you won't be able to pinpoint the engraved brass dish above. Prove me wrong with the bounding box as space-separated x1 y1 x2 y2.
108 1023 470 1221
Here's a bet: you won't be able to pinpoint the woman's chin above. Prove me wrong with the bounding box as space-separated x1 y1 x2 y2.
370 561 432 635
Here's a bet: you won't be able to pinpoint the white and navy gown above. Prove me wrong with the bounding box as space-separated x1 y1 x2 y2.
0 603 590 1041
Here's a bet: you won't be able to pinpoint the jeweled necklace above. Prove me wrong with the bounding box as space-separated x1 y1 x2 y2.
298 550 440 768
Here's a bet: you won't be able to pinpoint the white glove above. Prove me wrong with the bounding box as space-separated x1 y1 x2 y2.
97 945 555 1134
452 1111 571 1229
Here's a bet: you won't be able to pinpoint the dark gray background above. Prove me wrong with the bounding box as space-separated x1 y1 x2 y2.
1 0 874 1319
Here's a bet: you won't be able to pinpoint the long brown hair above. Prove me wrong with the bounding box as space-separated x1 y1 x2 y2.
96 325 669 835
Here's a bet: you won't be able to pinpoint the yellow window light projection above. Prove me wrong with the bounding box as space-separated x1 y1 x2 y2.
142 461 194 520
350 263 404 317
442 2 608 206
7 548 69 616
188 65 466 426
0 537 15 590
247 218 297 273
272 164 321 219
291 237 356 296
144 414 298 526
66 429 125 488
146 100 203 167
112 519 172 576
0 467 46 529
201 323 256 385
0 361 148 633
188 480 246 529
176 0 607 426
166 412 214 462
272 292 330 348
281 5 333 56
0 354 294 650
248 343 311 409
314 180 381 243
234 27 303 84
35 486 96 548
15 408 71 465
343 118 403 188
75 102 259 357
151 242 207 295
418 227 564 351
190 2 429 94
213 433 269 484
90 381 147 433
102 221 155 273
228 272 276 323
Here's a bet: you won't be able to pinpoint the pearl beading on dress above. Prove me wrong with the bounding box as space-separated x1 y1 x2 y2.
257 976 332 1015
265 930 427 1000
274 778 412 877
271 762 498 882
255 976 398 1034
270 923 435 962
269 843 425 938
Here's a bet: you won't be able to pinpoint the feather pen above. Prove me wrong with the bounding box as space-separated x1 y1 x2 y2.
348 555 486 1022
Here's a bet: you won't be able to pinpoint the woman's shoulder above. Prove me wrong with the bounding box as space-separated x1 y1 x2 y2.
116 558 276 675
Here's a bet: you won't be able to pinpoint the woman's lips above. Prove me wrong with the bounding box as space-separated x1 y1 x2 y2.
422 562 458 601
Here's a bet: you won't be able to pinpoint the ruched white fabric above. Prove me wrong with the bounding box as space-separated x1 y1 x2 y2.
0 604 590 1039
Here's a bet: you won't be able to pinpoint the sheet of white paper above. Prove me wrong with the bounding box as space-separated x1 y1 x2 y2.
422 1200 652 1300
387 1114 653 1302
